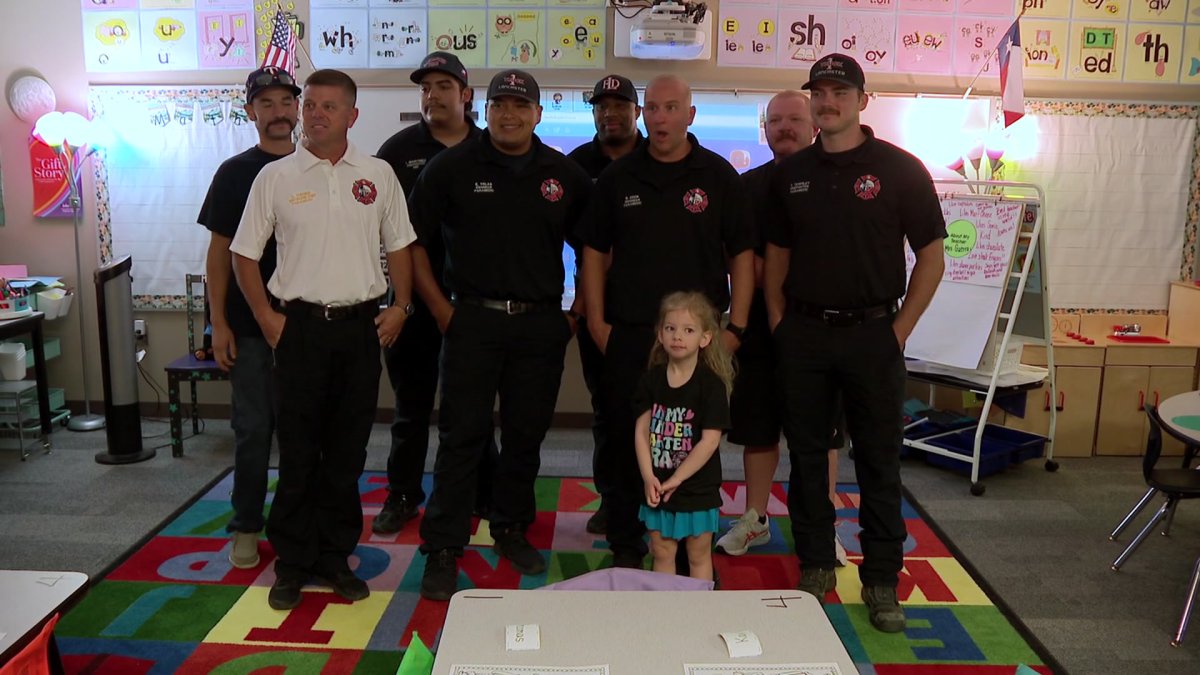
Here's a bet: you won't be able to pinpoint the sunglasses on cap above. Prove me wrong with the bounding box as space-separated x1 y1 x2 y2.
251 69 297 88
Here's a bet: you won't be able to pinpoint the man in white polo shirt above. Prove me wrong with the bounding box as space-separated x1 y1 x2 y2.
231 68 417 611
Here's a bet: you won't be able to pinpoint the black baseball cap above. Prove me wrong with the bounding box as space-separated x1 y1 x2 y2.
588 74 638 105
802 53 866 91
410 51 469 87
487 69 540 104
245 67 301 102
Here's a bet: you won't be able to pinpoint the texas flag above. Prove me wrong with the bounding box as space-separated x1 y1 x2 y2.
997 18 1025 128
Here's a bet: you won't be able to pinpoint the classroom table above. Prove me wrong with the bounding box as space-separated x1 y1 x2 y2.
431 589 859 675
0 312 53 450
0 570 88 669
1158 390 1200 446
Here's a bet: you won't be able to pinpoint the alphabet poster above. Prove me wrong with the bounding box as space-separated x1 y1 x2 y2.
718 6 780 67
487 9 545 68
197 8 256 69
427 9 487 67
896 13 954 74
953 15 1008 76
546 10 605 68
1069 21 1125 80
1020 18 1069 79
140 9 200 71
311 7 371 68
81 0 255 72
838 10 897 72
368 8 428 68
82 10 143 72
1126 22 1184 80
776 7 838 69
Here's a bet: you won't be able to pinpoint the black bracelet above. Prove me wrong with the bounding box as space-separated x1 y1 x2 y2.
725 323 746 339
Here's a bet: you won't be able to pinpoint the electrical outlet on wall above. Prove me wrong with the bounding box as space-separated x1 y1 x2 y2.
133 319 147 341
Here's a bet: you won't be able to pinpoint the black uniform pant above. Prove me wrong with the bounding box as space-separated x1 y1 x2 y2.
576 317 611 502
383 306 498 507
599 322 657 559
268 309 381 581
419 305 571 552
775 310 908 587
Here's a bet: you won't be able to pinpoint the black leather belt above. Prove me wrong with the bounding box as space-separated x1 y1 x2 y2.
790 300 897 327
280 297 381 321
451 294 559 315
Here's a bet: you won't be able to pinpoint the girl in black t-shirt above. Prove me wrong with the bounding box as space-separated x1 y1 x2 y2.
633 292 734 582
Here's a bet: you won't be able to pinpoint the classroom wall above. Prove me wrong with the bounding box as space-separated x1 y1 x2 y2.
0 1 1196 415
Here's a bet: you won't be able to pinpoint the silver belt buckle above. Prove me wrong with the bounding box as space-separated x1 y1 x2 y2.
323 304 336 320
822 309 839 322
505 300 516 315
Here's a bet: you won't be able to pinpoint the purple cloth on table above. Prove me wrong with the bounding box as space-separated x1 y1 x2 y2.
540 568 713 591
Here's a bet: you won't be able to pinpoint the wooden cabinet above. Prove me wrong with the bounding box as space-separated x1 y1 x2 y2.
1095 346 1199 456
1012 344 1104 457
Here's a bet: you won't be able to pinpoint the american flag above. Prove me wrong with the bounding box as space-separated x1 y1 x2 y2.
262 11 296 77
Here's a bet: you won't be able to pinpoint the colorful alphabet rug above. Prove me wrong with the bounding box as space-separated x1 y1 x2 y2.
55 470 1058 673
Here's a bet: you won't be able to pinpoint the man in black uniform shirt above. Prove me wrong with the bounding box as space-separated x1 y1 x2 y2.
566 73 642 536
372 51 497 535
198 66 299 571
764 55 946 633
580 74 755 570
411 69 592 600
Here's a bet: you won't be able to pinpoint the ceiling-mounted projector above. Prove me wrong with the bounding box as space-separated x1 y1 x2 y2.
629 1 708 60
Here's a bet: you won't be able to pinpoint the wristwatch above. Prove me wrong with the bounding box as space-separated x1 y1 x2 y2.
399 301 416 316
725 323 746 339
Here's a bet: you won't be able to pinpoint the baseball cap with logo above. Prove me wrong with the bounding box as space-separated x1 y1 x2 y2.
588 74 638 105
486 69 540 105
802 53 866 91
245 66 301 103
410 51 469 87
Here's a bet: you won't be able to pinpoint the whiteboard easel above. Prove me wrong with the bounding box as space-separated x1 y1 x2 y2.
904 180 1059 496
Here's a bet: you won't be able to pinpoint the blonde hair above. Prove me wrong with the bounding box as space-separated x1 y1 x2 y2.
648 291 735 397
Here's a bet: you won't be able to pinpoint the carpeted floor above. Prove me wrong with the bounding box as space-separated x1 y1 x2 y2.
53 469 1055 674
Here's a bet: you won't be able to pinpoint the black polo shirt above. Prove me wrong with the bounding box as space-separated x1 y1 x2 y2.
567 132 646 180
409 130 592 304
197 146 289 339
579 133 755 326
741 160 775 256
765 125 946 308
376 117 481 197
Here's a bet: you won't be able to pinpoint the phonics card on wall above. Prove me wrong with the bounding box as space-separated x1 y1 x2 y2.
487 9 544 68
1125 23 1183 82
310 7 370 68
140 10 199 71
777 7 839 70
83 10 143 72
369 8 427 68
837 10 896 71
895 13 954 74
428 9 487 67
952 15 1009 76
546 10 604 68
718 6 779 68
1020 18 1068 79
1069 21 1125 81
198 8 256 69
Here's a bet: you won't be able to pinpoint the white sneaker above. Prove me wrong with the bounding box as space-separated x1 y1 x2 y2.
715 508 770 556
229 531 261 569
834 529 849 567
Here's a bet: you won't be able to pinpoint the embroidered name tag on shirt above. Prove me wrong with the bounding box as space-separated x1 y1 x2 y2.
623 194 642 208
789 181 810 194
289 191 317 205
405 159 426 170
474 181 494 193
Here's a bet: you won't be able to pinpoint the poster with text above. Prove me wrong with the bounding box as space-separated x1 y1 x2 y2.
198 8 255 68
718 6 780 67
899 0 952 13
140 0 197 9
82 0 138 8
140 9 199 70
941 198 1024 287
370 0 428 6
369 8 427 67
1130 0 1187 22
1074 0 1129 21
1020 18 1068 78
487 9 544 67
1125 23 1184 81
953 15 1008 76
1183 25 1200 82
311 0 368 7
310 8 371 68
896 13 954 74
197 0 255 7
778 6 839 69
837 10 896 71
956 0 1011 15
428 9 487 66
546 10 605 68
1018 0 1071 18
840 0 896 11
1069 21 1125 80
83 11 143 72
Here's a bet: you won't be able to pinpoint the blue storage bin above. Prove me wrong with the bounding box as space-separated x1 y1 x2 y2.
922 424 1047 477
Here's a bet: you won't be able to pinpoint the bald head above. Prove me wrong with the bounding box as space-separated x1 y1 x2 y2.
765 89 814 162
643 74 696 162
